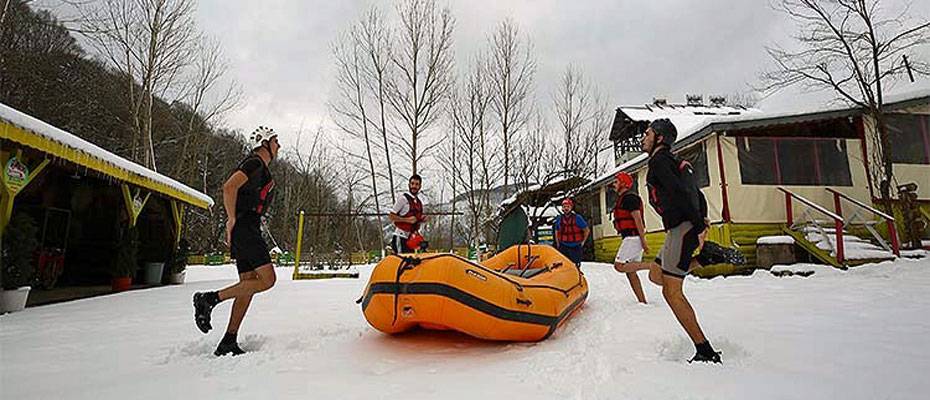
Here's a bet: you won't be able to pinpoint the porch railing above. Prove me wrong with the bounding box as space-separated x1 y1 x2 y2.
778 187 847 264
826 188 900 257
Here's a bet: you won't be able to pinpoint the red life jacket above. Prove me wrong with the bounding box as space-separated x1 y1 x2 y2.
613 191 643 236
255 180 275 215
394 193 423 232
557 213 585 243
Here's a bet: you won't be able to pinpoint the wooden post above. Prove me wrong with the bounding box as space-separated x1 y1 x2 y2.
887 220 901 257
833 191 843 219
715 134 732 222
785 192 794 227
835 219 845 265
292 210 305 279
0 150 50 239
170 200 184 246
120 183 150 227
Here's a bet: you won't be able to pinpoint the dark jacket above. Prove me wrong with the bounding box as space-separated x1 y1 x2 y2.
646 146 708 232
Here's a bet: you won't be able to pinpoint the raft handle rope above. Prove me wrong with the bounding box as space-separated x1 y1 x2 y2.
391 256 421 326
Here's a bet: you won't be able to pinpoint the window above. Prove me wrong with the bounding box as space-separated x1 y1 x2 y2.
886 114 930 165
737 137 853 186
678 143 710 188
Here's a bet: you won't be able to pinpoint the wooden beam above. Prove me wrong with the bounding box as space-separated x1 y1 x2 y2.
121 184 149 227
170 200 184 246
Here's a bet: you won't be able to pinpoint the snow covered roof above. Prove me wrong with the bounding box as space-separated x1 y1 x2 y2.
585 110 758 192
0 102 214 209
584 83 930 192
610 102 763 142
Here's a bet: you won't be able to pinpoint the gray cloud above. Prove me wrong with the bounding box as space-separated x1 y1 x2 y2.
55 0 927 151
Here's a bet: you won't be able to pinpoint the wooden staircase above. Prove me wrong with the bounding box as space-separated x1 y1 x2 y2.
778 188 900 268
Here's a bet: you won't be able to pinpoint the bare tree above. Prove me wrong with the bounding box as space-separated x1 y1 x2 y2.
726 90 761 108
386 0 455 176
172 36 241 181
330 29 385 251
513 108 559 191
443 57 497 245
79 0 198 170
553 65 610 178
0 0 12 32
762 0 930 200
357 6 398 203
486 18 536 193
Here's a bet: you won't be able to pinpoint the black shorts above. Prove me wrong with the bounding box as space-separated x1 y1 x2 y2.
231 215 271 274
390 234 414 254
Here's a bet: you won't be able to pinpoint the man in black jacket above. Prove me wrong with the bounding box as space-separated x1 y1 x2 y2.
642 118 721 364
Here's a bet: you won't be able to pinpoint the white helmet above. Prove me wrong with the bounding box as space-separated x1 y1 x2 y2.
249 126 278 151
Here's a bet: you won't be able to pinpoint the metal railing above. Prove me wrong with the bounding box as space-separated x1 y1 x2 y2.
778 187 847 263
826 188 900 257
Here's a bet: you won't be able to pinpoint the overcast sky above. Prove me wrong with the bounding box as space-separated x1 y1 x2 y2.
189 1 793 146
41 0 930 153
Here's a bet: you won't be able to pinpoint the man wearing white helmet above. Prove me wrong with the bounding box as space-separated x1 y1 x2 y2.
193 126 280 357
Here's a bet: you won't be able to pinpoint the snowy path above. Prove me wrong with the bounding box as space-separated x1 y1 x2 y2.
2 259 930 399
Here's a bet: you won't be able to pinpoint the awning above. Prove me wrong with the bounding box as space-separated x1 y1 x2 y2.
0 102 214 209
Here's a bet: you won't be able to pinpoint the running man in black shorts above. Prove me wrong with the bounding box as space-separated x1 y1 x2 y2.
641 119 721 364
193 126 280 356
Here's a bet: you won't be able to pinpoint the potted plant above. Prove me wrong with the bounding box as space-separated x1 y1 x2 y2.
111 225 138 292
166 238 189 284
1 213 38 313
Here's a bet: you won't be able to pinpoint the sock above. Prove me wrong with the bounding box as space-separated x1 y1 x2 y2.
221 332 237 344
695 341 716 355
206 291 221 306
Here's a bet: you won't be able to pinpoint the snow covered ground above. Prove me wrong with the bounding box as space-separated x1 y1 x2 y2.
3 258 930 399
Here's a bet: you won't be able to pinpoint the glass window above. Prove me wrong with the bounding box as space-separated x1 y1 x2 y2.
678 143 710 188
886 114 930 165
737 137 852 186
737 138 779 185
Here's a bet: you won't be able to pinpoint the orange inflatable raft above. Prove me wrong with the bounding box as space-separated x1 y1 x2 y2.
358 244 588 341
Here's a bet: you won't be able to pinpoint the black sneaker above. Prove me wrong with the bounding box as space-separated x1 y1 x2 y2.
193 292 217 334
214 339 246 357
689 341 722 364
688 350 722 364
697 241 746 266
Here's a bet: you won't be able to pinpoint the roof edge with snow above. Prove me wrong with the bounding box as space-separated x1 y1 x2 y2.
0 102 214 209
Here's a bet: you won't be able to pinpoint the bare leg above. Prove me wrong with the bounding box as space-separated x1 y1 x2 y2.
614 262 648 303
225 271 256 334
648 263 664 286
626 272 647 304
660 275 706 344
217 264 276 301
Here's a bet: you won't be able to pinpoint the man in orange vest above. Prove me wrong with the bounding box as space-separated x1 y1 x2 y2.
388 174 427 254
553 198 589 266
611 171 650 304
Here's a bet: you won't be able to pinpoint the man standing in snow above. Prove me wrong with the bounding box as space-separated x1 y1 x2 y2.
611 171 650 304
388 174 427 254
554 198 589 267
193 126 280 357
641 118 723 364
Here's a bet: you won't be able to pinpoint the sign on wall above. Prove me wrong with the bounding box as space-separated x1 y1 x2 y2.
3 156 29 195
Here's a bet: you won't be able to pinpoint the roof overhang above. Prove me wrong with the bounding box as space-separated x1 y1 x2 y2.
1 103 214 209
